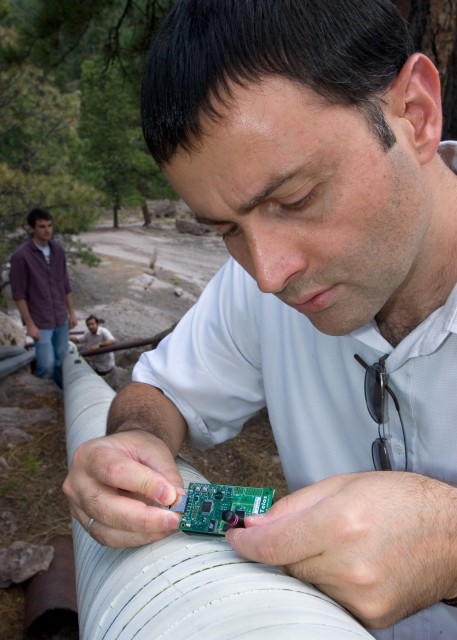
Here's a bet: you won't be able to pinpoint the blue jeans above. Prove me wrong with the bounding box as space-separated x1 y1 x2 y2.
34 322 69 388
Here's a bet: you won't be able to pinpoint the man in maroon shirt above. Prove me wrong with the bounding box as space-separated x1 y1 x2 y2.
9 208 77 388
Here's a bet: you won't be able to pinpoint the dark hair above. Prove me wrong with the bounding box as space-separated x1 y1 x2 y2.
142 0 414 165
86 315 104 325
27 207 53 228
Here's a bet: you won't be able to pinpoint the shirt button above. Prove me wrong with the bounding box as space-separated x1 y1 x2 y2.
394 443 404 454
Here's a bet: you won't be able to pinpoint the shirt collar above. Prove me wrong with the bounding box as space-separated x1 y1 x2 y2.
29 237 53 251
437 140 457 171
350 283 457 369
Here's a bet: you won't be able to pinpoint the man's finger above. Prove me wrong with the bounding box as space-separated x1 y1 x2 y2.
72 493 182 544
227 506 328 567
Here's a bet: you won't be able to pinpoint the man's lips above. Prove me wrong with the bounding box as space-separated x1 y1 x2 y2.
286 285 339 314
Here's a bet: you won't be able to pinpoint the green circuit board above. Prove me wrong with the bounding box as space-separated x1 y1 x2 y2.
178 482 275 536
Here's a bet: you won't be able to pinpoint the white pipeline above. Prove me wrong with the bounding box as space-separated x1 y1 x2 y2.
63 345 372 639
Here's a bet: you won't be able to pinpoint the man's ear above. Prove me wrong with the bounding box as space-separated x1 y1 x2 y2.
388 53 442 163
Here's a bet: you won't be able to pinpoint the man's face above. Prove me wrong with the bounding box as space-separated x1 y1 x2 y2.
164 78 432 335
32 218 53 245
86 319 98 334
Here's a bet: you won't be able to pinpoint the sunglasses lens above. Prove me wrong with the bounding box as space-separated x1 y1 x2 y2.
372 437 392 471
364 364 386 423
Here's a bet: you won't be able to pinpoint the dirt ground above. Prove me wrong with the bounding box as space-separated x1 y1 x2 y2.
0 216 288 639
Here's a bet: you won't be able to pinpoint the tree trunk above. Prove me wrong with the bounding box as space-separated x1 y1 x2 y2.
141 201 152 226
137 178 152 226
113 205 119 229
394 0 457 139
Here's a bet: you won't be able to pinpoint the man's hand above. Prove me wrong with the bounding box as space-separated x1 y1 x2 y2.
69 309 78 329
63 430 186 547
226 472 457 629
26 321 40 341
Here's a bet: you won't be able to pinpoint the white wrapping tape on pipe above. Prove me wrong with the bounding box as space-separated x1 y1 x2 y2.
63 346 373 639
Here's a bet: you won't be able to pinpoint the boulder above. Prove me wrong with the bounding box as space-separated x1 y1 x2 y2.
0 541 54 588
153 199 177 217
0 312 26 347
175 218 210 235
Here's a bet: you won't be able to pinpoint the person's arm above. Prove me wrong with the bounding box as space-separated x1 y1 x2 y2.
106 381 186 448
100 336 116 348
63 381 188 547
226 471 457 629
65 292 77 329
15 299 40 340
87 328 116 352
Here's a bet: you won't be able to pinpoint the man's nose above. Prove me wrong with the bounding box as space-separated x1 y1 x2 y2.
247 232 308 294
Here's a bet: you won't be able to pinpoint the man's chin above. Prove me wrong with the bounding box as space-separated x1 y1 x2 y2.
292 305 371 336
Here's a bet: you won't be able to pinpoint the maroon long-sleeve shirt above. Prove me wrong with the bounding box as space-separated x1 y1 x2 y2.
10 238 72 329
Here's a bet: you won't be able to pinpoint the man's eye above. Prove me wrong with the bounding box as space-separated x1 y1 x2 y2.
221 225 240 240
281 190 317 212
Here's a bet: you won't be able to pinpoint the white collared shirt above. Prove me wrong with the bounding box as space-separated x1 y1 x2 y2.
80 326 115 373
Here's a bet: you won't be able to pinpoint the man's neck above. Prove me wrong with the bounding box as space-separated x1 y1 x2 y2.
376 165 457 347
376 248 457 346
32 238 49 248
376 211 457 347
376 293 448 347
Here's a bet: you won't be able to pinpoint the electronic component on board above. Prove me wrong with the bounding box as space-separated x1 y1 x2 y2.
178 482 275 536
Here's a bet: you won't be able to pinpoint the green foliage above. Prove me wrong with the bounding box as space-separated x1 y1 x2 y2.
78 54 171 225
14 0 176 85
22 452 42 476
0 0 178 272
0 5 102 278
67 239 101 267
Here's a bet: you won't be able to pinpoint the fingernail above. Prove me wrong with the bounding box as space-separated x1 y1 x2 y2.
164 514 180 531
153 485 167 505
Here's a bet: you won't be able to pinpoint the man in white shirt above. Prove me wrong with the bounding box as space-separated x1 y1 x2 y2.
72 315 116 376
63 2 457 638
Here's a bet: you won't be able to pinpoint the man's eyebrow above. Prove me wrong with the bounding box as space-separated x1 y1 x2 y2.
236 168 302 215
194 162 315 225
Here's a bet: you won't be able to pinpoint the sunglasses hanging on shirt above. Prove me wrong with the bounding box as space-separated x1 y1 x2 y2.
354 354 408 471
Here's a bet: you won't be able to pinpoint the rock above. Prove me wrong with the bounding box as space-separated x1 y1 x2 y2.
175 218 210 235
174 199 193 217
87 297 177 344
98 366 131 392
0 541 54 588
0 426 33 443
153 199 177 217
0 370 61 406
0 312 26 347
